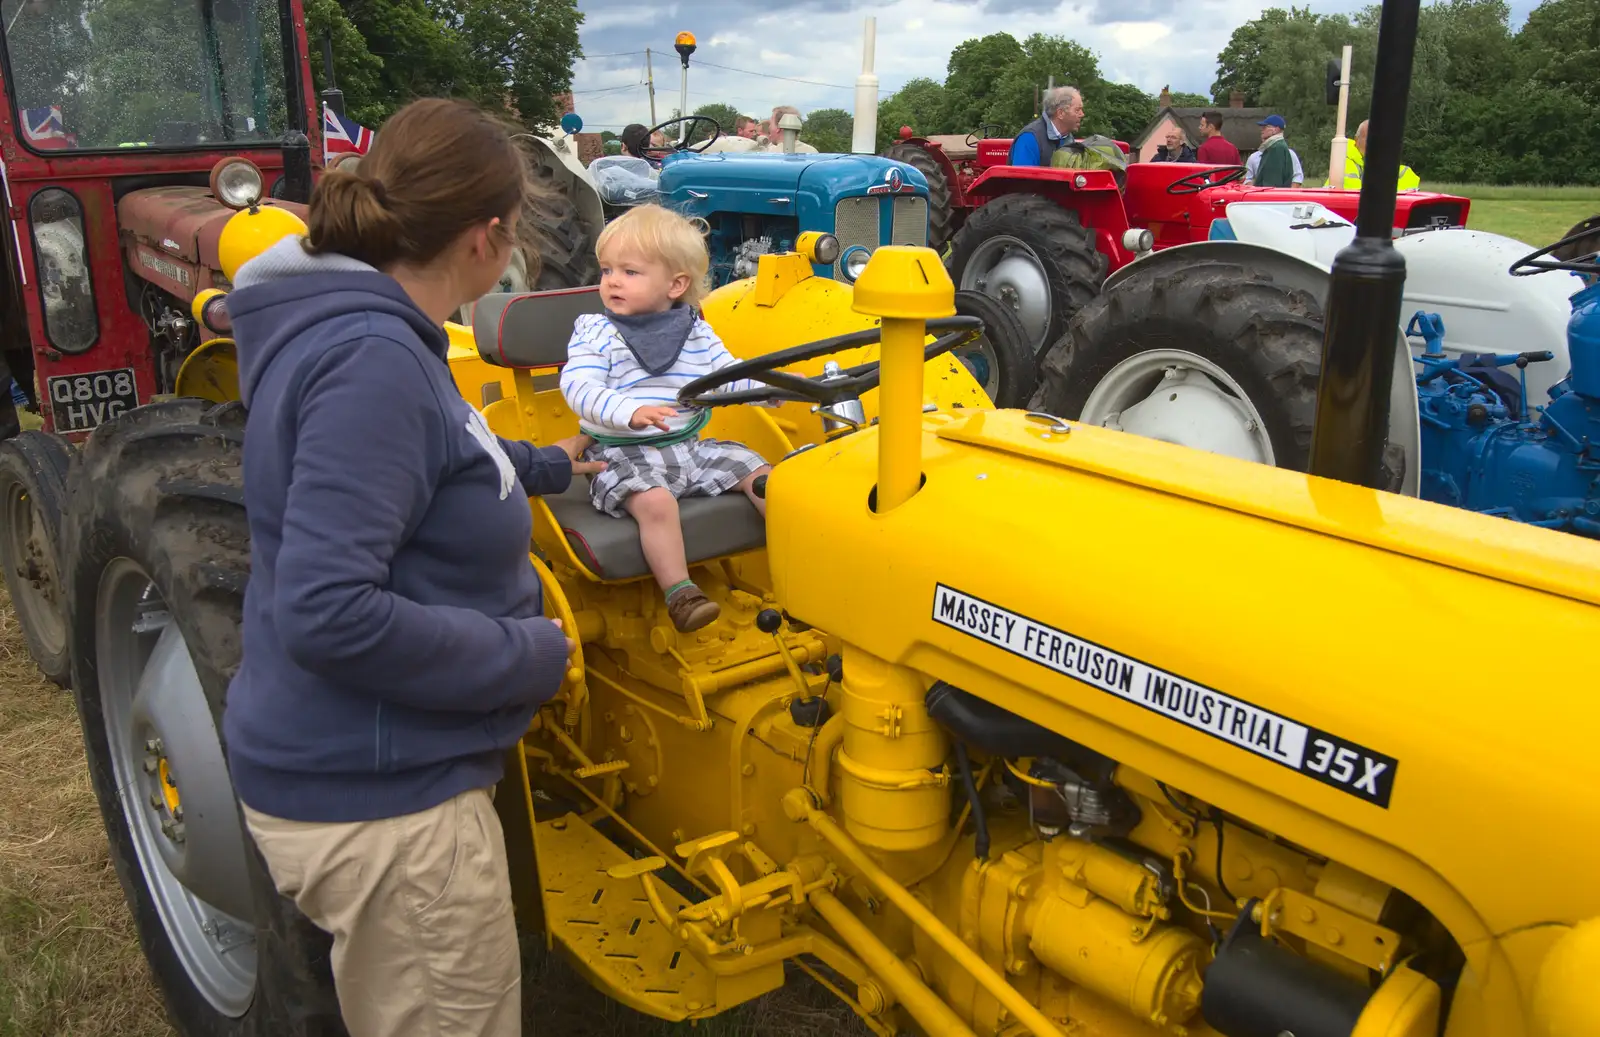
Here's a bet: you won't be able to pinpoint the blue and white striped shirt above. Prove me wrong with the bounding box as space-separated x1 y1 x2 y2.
559 313 764 440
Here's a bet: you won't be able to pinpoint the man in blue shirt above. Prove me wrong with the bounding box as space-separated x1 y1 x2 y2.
1010 86 1084 166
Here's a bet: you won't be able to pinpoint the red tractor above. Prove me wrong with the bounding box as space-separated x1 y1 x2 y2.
884 126 1471 354
0 0 329 685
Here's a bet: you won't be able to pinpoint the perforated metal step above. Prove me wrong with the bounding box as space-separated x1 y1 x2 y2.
532 813 716 1021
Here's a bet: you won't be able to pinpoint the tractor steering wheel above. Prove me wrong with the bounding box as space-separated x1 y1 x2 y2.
1509 222 1600 278
642 115 723 157
1166 166 1247 195
677 317 985 408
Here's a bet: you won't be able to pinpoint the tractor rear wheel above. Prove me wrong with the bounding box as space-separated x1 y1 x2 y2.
1033 259 1323 470
884 142 956 253
63 399 343 1036
952 289 1037 408
947 194 1108 358
528 166 600 290
0 430 73 686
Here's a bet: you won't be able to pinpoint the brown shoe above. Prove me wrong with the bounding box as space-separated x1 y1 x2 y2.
667 584 720 632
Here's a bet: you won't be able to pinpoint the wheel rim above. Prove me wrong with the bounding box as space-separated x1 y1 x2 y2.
99 559 257 1017
959 235 1052 352
3 473 66 659
954 339 1000 400
1078 349 1276 465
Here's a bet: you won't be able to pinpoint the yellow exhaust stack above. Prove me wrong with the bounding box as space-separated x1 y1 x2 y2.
849 245 954 512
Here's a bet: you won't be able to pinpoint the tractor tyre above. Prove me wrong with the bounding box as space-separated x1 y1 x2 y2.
947 194 1108 358
527 166 600 290
0 430 73 686
952 289 1038 408
1033 259 1323 471
884 141 956 252
63 399 344 1037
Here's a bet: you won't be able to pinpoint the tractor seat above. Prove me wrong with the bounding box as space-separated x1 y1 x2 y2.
544 478 766 581
472 287 768 582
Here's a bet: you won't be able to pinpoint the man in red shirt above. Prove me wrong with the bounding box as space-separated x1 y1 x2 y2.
1195 111 1242 165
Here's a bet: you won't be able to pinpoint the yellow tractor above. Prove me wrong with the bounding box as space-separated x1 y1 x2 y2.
49 5 1600 1035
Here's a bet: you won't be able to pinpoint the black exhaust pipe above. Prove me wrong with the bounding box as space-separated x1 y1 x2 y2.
1307 0 1421 489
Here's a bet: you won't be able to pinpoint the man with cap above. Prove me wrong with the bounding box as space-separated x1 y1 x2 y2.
1244 114 1303 188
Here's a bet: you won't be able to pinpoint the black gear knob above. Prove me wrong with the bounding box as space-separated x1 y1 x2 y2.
751 474 768 499
756 608 782 634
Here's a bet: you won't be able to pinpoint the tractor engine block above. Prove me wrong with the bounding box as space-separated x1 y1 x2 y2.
702 213 799 288
1413 286 1600 538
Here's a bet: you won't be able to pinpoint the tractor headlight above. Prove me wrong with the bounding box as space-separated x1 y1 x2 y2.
798 232 841 266
210 157 264 210
28 188 96 354
841 245 871 283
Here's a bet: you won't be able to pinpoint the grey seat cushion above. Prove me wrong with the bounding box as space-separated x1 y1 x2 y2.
544 480 766 581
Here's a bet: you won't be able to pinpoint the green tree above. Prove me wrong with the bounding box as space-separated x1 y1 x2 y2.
430 0 583 129
1169 90 1211 107
942 32 1024 131
690 102 744 141
801 107 853 152
303 0 388 127
1518 0 1600 107
876 76 949 145
1211 8 1291 104
985 33 1101 132
1089 81 1157 141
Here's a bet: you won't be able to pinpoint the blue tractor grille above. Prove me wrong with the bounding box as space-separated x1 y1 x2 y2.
834 197 878 277
892 197 928 246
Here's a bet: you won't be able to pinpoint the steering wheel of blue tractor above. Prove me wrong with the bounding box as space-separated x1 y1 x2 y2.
677 317 986 409
642 115 723 157
1166 165 1247 194
1509 223 1600 278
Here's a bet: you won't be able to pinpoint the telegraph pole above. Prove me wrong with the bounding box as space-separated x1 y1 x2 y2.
645 48 658 125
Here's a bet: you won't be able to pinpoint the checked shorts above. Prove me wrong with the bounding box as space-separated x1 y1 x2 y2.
583 437 767 517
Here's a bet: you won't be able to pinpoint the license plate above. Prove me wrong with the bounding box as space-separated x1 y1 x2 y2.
47 367 140 432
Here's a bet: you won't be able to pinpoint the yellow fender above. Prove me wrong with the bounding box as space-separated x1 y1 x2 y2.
174 338 241 403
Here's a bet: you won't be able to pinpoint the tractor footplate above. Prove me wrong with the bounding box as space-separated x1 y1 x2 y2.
532 813 716 1021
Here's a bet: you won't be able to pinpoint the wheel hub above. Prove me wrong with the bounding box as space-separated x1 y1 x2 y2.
100 562 257 1017
1080 351 1276 466
960 235 1052 352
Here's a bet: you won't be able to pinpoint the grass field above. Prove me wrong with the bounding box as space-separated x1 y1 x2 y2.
1431 182 1600 248
0 590 866 1036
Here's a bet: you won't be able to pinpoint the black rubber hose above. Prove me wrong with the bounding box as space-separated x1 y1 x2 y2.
925 681 1118 783
953 741 989 861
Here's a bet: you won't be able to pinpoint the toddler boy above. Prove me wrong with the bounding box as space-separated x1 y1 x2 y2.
559 205 772 632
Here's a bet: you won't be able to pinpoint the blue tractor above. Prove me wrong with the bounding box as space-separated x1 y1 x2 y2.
578 114 1038 406
659 151 931 288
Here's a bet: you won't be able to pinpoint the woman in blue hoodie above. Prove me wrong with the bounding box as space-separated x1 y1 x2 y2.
220 98 600 1036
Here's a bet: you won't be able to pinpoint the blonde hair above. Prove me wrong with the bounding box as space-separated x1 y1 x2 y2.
595 204 711 307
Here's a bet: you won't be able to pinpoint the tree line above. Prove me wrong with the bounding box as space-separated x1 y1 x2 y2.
296 0 1592 186
870 0 1595 184
303 0 582 131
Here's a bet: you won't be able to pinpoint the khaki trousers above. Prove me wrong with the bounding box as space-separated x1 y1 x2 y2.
242 787 521 1037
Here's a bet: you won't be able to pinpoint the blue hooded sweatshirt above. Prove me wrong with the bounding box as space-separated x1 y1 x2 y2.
220 235 572 824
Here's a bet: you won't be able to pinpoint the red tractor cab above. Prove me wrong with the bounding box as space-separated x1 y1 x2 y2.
0 0 322 442
885 125 1471 355
0 0 322 684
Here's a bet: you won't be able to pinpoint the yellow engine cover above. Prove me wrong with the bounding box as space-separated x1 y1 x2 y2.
763 408 1600 1031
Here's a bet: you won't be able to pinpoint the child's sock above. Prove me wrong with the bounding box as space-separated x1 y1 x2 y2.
665 579 695 600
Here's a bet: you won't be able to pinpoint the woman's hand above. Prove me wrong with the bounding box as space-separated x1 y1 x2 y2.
552 433 607 476
551 618 577 657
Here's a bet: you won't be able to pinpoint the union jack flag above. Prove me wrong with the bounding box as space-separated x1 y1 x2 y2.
322 104 374 162
22 106 74 150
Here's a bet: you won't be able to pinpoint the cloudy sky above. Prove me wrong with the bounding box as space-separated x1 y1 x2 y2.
567 0 1542 136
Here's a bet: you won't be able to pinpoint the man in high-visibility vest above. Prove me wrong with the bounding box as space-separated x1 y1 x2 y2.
1326 119 1421 190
